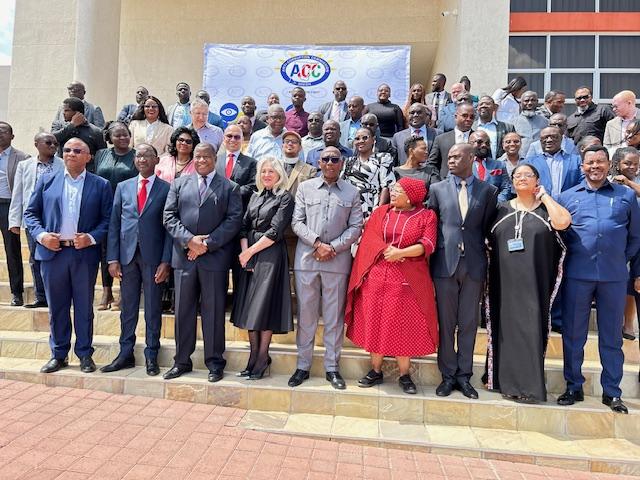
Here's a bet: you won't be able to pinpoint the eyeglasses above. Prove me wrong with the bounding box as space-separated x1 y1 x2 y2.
354 135 370 141
513 172 536 179
320 157 341 164
135 153 156 159
62 147 87 154
283 139 300 145
575 95 590 101
44 140 58 146
224 134 241 140
548 123 564 128
176 138 193 144
144 105 159 109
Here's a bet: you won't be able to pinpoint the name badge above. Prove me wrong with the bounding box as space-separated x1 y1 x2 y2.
507 238 524 252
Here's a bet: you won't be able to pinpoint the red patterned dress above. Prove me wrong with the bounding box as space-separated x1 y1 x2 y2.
345 205 439 356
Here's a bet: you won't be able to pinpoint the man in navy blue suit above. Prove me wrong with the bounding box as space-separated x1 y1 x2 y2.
469 131 511 202
24 138 113 374
101 144 172 376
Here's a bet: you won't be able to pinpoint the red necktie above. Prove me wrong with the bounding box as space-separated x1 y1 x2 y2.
475 158 486 181
137 178 148 213
226 153 234 178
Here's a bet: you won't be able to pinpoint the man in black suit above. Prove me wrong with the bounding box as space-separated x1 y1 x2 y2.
427 103 475 178
241 96 267 133
392 103 439 166
163 143 243 382
472 96 515 159
216 124 257 208
429 143 498 399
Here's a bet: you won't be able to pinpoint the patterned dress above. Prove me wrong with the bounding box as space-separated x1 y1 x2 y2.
342 152 395 219
347 208 439 356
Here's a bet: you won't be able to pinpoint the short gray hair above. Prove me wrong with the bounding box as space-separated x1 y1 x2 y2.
255 156 288 195
190 99 209 112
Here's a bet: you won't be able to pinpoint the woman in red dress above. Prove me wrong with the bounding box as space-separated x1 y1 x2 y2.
345 177 439 394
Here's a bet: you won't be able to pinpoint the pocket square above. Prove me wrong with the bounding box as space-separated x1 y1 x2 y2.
489 169 503 176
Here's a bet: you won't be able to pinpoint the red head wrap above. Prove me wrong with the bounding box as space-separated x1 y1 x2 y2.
397 177 427 205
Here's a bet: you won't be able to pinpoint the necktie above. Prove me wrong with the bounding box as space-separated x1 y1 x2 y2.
459 180 469 220
226 153 234 178
137 178 149 213
434 92 441 119
413 129 421 137
199 175 208 202
331 102 340 121
475 159 486 181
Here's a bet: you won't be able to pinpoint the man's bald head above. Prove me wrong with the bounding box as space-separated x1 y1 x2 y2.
612 90 638 119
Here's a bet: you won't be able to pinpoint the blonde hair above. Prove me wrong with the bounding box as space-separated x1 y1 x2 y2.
255 156 288 195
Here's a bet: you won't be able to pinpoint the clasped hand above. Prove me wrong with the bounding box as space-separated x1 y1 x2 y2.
187 235 208 261
314 242 335 262
383 246 405 263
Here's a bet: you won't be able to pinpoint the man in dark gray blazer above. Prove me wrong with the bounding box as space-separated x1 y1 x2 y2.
163 143 243 382
429 143 498 399
427 103 475 178
318 80 350 122
392 103 439 166
472 96 516 159
102 144 172 376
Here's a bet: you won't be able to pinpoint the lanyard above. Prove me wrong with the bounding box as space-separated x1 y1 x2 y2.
513 201 529 240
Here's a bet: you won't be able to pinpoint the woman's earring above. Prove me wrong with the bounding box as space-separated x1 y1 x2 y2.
406 198 411 204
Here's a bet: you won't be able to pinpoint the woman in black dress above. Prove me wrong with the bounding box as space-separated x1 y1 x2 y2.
393 136 440 198
365 84 404 139
484 164 571 403
232 156 295 380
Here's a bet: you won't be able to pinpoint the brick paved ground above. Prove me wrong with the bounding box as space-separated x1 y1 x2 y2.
0 379 634 480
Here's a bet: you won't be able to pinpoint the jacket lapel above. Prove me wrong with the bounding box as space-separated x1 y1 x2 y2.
140 178 160 216
447 176 464 224
200 173 216 206
78 173 94 231
288 161 302 188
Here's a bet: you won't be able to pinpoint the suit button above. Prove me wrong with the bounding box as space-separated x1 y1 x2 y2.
461 226 465 231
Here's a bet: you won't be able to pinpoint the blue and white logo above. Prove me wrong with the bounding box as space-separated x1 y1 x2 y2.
280 55 331 87
219 102 239 122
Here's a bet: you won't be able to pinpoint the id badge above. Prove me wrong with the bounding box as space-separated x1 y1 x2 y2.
507 238 524 252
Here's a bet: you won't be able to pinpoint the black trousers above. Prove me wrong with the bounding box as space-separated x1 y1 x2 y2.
0 201 23 295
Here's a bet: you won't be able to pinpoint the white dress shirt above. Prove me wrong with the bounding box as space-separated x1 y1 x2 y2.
454 127 471 144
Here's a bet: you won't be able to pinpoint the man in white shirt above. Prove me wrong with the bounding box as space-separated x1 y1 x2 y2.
248 104 288 160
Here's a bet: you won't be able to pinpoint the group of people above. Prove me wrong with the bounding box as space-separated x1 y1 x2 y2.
1 73 639 415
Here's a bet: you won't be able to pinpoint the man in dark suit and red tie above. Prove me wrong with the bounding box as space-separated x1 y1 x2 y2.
163 142 243 382
24 137 113 374
101 143 172 376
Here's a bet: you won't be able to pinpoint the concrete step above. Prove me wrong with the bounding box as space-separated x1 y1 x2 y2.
0 357 638 446
239 410 640 477
0 261 104 285
0 244 32 260
0 329 638 400
0 304 634 364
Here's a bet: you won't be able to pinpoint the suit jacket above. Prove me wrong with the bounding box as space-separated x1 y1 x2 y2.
129 120 174 156
339 118 360 148
473 158 512 203
472 120 515 158
426 91 452 118
53 100 105 129
215 151 257 207
252 118 267 133
166 102 190 127
163 172 243 271
9 155 63 229
318 100 350 122
4 147 30 194
427 129 474 178
392 127 439 166
286 160 317 198
24 170 113 263
51 122 107 159
107 176 172 266
429 176 498 282
604 109 640 153
524 151 583 199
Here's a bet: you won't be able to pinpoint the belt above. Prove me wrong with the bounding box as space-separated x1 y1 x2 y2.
59 240 76 247
0 198 11 204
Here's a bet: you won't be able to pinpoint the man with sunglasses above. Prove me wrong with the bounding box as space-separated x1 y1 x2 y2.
567 87 614 143
25 138 113 375
9 133 63 309
289 146 363 389
318 80 350 122
525 113 576 159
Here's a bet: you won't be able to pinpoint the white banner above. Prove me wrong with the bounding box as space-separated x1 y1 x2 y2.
203 44 411 123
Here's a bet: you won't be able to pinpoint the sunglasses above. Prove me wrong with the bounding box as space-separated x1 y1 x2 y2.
176 138 193 144
224 134 242 140
44 140 58 146
354 135 370 141
334 87 347 91
320 157 341 164
62 147 87 154
575 95 590 101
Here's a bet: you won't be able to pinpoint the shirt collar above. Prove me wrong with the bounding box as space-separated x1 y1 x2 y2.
0 146 12 157
478 118 497 127
317 177 344 190
453 174 474 186
577 178 613 191
64 168 86 181
138 174 155 184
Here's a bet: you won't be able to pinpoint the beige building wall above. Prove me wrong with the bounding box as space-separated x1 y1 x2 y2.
0 66 10 122
8 0 509 149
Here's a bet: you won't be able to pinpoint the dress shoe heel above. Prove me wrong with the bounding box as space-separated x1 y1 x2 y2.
248 364 270 380
557 388 584 406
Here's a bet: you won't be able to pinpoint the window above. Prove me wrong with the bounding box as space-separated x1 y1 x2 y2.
510 0 546 13
600 0 640 12
508 34 640 103
511 0 640 12
551 0 595 12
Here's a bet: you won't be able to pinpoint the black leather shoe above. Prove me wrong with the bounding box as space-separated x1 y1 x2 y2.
557 388 584 406
358 369 383 388
457 380 479 399
208 369 224 383
288 369 309 387
326 371 346 390
436 380 456 397
100 356 135 373
398 374 417 394
40 357 68 373
163 365 192 380
602 395 629 414
146 359 160 376
10 294 23 307
80 356 96 373
24 299 47 309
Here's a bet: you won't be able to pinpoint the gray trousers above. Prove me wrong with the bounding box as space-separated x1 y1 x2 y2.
294 269 348 372
434 257 483 382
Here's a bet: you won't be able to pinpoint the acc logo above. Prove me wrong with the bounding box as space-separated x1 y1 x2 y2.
219 102 239 122
280 55 331 87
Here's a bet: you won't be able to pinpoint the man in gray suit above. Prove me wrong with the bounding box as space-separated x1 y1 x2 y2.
429 144 498 399
339 96 365 148
427 103 475 178
52 81 105 129
318 80 350 122
216 124 257 209
9 132 63 308
289 146 363 389
163 143 243 382
392 103 439 166
0 122 28 306
102 144 172 376
426 73 452 123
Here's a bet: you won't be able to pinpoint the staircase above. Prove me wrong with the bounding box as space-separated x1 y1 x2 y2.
0 233 639 476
